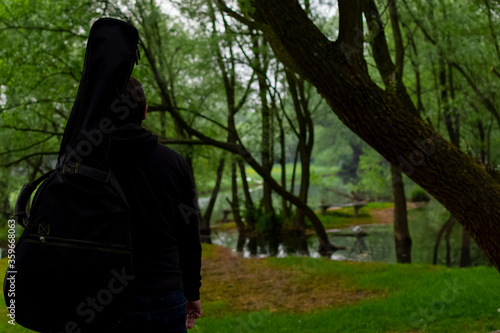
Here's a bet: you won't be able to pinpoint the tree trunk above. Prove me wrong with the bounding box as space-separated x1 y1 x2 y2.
238 159 256 231
230 160 245 232
277 111 290 223
349 143 363 177
237 231 246 253
391 164 412 263
201 158 225 238
287 142 300 214
254 36 274 217
444 216 456 267
293 149 310 231
460 226 472 267
284 70 314 231
440 59 471 267
433 215 455 265
251 0 500 270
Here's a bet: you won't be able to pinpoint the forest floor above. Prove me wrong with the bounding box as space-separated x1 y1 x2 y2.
0 201 496 333
201 245 385 312
194 243 500 333
0 243 499 333
361 201 427 225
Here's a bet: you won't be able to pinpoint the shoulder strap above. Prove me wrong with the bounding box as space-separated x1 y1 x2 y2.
13 170 55 228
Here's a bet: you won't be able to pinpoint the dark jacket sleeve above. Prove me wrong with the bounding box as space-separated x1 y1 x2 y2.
177 159 202 301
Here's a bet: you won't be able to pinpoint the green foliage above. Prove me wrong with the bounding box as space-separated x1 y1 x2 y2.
245 204 283 233
411 188 431 202
349 148 392 199
2 0 500 250
310 202 394 229
237 0 256 16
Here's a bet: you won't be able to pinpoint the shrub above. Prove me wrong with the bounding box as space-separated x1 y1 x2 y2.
410 189 430 202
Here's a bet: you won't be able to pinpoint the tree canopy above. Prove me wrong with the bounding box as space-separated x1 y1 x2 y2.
1 0 500 267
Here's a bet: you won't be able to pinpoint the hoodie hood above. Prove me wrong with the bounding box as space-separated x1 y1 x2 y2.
109 123 158 162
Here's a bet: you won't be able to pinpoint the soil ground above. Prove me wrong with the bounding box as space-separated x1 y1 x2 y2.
204 203 429 312
200 246 385 313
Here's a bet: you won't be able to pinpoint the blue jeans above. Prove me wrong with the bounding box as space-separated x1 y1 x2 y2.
111 289 187 333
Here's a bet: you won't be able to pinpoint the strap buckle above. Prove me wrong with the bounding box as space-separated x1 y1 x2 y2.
63 163 110 182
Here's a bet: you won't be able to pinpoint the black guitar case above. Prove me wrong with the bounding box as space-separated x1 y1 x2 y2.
3 18 140 332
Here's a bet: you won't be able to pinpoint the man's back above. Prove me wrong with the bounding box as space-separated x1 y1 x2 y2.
109 123 202 331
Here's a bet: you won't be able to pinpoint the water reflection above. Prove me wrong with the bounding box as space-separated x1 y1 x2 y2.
210 224 491 267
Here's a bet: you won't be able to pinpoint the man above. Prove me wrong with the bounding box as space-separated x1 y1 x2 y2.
109 76 202 332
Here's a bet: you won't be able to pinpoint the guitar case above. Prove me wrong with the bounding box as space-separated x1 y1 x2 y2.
3 18 140 333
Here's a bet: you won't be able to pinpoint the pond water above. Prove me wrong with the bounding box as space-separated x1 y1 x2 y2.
198 182 348 223
207 200 492 267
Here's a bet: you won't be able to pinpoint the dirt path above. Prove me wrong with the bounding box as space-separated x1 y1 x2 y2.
201 203 428 312
363 202 427 225
201 246 384 312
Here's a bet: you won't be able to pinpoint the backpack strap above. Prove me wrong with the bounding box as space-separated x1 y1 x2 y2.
62 163 110 182
13 169 55 228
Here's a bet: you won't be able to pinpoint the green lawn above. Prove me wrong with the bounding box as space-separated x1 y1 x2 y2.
308 202 395 230
214 202 395 231
194 251 500 333
2 243 499 333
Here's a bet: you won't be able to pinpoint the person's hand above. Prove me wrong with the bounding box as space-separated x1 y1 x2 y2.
185 300 202 329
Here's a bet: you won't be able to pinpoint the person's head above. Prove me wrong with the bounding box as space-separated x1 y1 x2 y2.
124 76 147 124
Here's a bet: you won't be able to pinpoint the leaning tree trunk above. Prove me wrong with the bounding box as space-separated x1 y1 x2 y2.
248 0 500 270
391 164 412 263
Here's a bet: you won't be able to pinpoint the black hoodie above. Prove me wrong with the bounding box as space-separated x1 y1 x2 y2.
109 123 201 301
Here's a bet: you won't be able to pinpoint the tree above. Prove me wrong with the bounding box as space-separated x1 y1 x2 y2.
119 0 340 251
222 0 500 270
365 0 412 263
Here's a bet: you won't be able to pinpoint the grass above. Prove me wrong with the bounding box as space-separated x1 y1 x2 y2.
2 243 498 333
194 248 500 333
308 202 395 230
0 258 33 333
201 242 219 259
213 202 396 231
211 221 238 230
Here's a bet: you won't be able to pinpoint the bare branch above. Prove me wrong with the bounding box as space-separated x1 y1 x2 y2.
0 98 73 113
389 0 405 79
450 62 500 128
215 0 260 28
1 125 63 136
157 136 207 145
0 135 55 157
234 72 256 113
0 24 87 39
2 152 59 167
147 104 232 133
483 0 500 62
401 0 437 44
